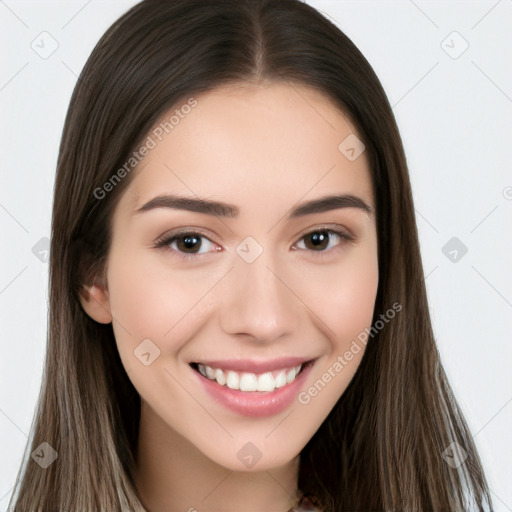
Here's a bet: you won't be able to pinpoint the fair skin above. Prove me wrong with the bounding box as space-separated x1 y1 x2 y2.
80 80 379 512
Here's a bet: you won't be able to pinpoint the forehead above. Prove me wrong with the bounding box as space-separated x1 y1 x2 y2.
121 80 373 215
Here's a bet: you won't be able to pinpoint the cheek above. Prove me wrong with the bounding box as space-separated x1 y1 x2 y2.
105 248 218 368
292 248 378 429
294 243 379 347
330 261 379 343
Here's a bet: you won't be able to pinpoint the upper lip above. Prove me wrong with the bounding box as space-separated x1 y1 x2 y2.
190 356 314 373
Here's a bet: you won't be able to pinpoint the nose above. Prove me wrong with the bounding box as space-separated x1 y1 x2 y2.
217 249 300 344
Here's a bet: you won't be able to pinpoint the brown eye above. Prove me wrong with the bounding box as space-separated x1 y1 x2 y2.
176 233 202 253
303 231 330 251
295 229 351 253
155 231 217 257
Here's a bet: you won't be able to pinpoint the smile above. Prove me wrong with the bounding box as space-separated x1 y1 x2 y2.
193 363 304 392
189 357 315 417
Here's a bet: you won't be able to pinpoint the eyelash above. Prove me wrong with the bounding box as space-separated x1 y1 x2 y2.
153 227 354 261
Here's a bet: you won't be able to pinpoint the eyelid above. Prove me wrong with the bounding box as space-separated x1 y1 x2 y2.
291 226 354 256
153 224 355 259
296 224 354 241
154 227 216 244
153 227 220 258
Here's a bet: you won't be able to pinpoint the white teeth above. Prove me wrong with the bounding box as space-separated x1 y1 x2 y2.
257 372 274 392
239 373 258 392
226 371 239 390
196 363 303 392
214 367 226 386
274 371 287 388
205 365 215 379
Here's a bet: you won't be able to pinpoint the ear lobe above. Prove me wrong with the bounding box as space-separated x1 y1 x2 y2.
79 274 113 324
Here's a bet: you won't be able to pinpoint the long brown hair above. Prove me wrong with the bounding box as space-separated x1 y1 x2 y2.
9 0 492 510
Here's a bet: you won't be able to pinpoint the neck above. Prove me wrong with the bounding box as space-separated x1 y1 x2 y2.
134 401 301 512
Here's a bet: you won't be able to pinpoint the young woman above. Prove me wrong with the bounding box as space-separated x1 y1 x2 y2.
9 0 493 510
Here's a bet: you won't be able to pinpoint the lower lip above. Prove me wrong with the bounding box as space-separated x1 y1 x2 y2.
192 362 314 418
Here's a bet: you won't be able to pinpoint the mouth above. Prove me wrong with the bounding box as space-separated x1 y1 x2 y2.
189 360 312 393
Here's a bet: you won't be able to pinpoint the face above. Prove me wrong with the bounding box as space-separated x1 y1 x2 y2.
82 80 379 472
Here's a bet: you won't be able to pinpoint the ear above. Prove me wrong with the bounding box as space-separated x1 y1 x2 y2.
79 272 113 324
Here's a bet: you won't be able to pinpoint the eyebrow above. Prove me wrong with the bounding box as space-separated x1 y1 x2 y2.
134 193 374 219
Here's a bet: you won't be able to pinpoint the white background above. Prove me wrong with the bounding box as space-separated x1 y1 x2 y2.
1 1 511 510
